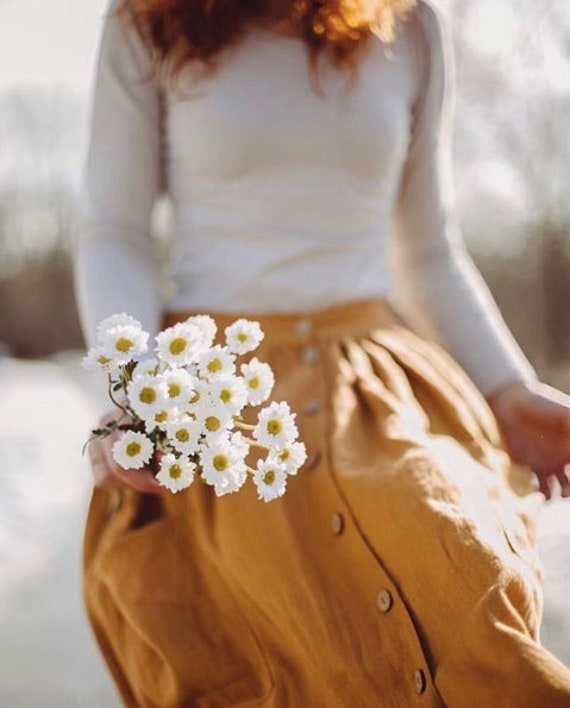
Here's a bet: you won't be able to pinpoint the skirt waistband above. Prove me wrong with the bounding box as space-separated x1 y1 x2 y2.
162 298 403 345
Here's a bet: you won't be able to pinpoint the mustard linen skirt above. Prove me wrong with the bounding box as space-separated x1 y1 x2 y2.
83 299 570 707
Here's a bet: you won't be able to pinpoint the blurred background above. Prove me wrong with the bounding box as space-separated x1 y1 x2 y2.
0 0 569 705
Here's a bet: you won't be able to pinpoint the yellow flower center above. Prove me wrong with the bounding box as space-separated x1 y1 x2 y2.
190 391 200 404
263 469 276 485
155 410 168 423
207 358 222 373
139 387 157 404
213 454 229 472
205 416 221 432
248 376 259 390
169 337 187 355
175 429 190 443
267 419 282 436
237 332 248 343
126 442 141 457
115 337 134 353
169 463 182 480
168 383 181 398
279 449 290 462
220 389 231 403
97 355 111 365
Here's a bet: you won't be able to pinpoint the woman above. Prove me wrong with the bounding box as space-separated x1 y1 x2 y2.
75 0 570 704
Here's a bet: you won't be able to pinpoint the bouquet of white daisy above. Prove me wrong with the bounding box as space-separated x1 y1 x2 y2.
83 313 306 501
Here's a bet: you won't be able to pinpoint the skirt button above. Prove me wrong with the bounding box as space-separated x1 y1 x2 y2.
301 345 319 365
330 512 344 535
295 318 312 337
305 398 322 415
376 589 393 613
414 669 427 695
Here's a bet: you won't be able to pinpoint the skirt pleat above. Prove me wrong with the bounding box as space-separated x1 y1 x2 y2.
83 299 570 707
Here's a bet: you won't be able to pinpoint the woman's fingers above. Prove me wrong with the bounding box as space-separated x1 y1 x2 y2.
556 466 570 498
108 463 166 495
88 427 166 495
534 466 570 501
536 470 552 501
101 438 166 495
88 437 116 489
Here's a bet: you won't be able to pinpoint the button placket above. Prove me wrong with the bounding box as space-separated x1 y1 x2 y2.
296 316 324 474
316 460 438 702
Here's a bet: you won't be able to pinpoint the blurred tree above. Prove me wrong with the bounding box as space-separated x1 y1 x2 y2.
0 87 85 355
0 87 84 273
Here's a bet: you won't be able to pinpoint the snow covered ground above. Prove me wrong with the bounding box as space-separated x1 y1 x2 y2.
0 352 568 706
0 353 118 706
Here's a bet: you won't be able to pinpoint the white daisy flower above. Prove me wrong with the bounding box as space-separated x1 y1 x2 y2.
200 436 247 496
156 453 195 493
132 357 160 377
100 324 149 364
144 404 179 433
96 313 142 340
166 417 202 456
185 379 210 415
127 373 168 420
254 401 298 450
112 430 154 470
253 458 288 502
184 315 217 350
230 431 250 459
161 368 196 407
197 345 236 380
208 375 248 416
272 441 307 475
185 361 199 377
195 398 234 436
82 346 121 373
240 358 275 406
224 319 264 355
156 321 203 367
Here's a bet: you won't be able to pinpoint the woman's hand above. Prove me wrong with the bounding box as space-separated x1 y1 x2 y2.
87 412 166 495
487 380 570 500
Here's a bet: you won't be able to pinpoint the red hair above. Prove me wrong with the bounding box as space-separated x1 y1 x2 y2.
119 0 416 83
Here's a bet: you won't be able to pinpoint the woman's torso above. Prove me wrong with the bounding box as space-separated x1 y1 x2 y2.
161 20 422 313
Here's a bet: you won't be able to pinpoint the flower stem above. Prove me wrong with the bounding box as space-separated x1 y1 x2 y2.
82 411 127 455
247 440 270 451
235 420 256 431
107 372 131 416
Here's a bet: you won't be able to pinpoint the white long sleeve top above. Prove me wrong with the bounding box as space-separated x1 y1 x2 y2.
74 0 537 396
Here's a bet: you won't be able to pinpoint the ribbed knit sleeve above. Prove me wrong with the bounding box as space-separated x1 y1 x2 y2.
390 2 537 396
74 0 164 347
